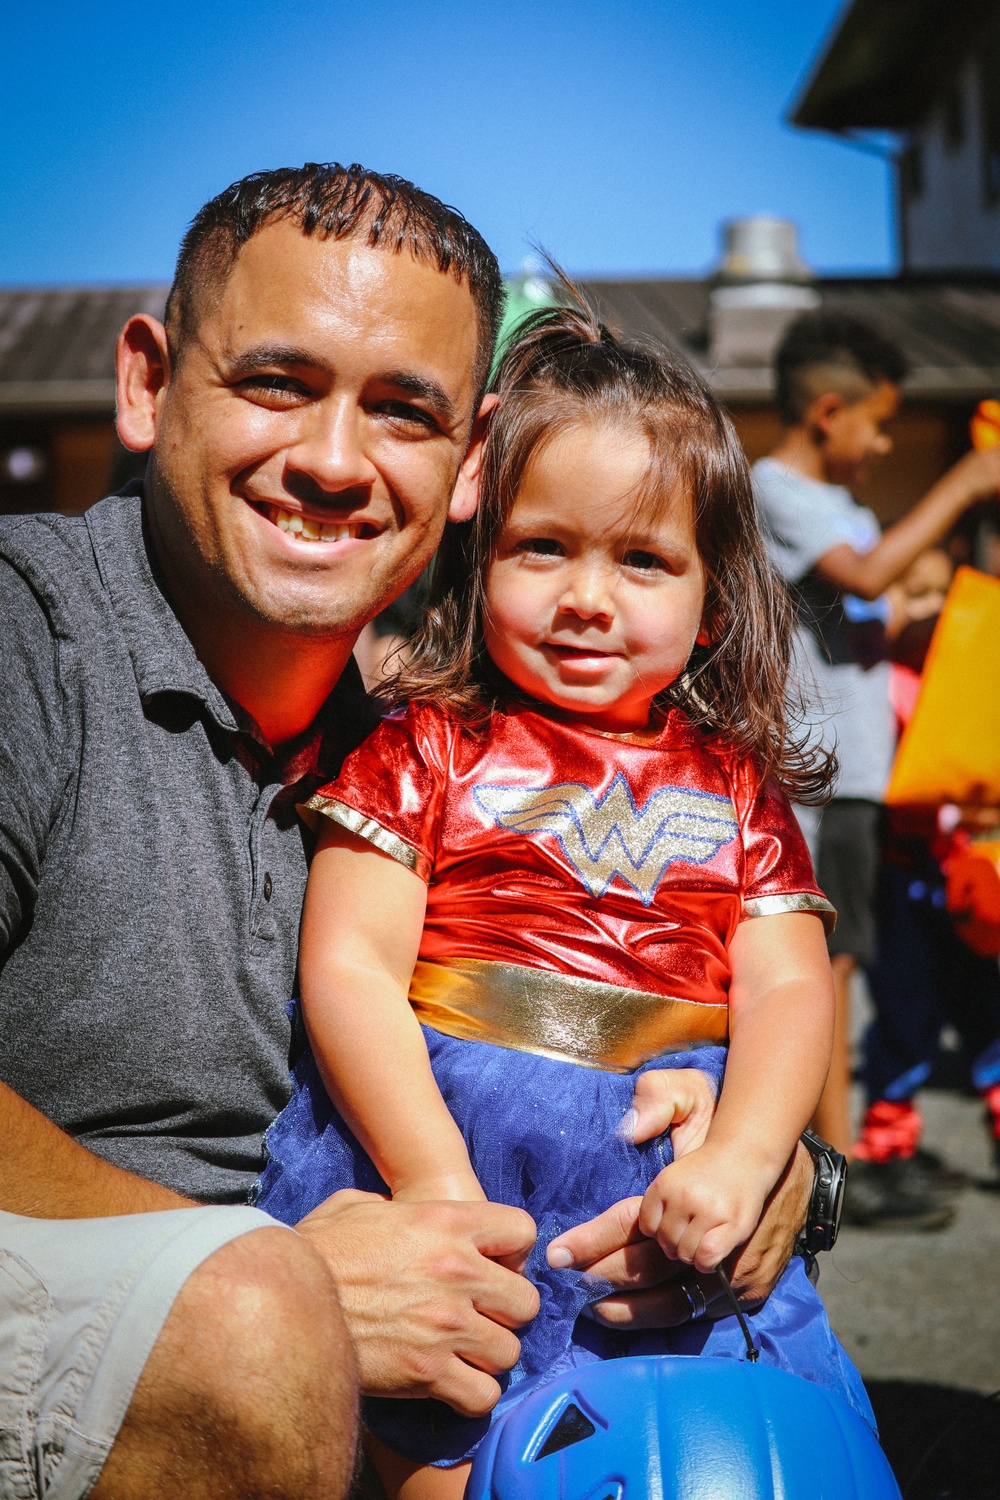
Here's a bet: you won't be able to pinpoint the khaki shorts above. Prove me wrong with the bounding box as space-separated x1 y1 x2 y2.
0 1204 280 1500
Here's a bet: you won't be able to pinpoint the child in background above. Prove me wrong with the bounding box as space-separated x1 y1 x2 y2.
850 551 1000 1225
884 548 956 672
754 313 1000 1197
258 305 869 1495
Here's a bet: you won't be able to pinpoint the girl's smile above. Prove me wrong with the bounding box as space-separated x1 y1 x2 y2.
483 418 707 732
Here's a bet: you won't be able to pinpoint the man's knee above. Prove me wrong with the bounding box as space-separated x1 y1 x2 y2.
95 1224 358 1500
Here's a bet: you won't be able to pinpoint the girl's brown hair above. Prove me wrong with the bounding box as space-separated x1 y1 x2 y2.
386 292 834 803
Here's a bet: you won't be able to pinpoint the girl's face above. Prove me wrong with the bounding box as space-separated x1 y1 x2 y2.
483 419 707 732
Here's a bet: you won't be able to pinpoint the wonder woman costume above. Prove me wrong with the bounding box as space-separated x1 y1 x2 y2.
255 702 871 1462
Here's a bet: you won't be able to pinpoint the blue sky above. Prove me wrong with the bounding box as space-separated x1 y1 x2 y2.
0 1 895 285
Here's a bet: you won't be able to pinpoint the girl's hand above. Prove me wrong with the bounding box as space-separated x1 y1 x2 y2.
623 1068 716 1160
637 1144 772 1273
392 1171 488 1205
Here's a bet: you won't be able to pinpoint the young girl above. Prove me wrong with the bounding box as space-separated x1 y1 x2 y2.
257 305 870 1493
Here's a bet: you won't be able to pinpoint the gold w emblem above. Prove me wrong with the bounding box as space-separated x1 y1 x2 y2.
473 774 739 905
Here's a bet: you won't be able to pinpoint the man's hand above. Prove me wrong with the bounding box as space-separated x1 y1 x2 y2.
295 1189 539 1416
546 1141 812 1328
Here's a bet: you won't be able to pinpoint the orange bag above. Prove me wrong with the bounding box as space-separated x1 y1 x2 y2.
885 566 1000 806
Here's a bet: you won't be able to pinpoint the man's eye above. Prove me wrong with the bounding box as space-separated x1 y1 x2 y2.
374 401 438 429
623 549 665 571
237 376 310 401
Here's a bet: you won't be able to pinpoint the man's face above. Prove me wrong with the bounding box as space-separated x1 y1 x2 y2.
818 378 900 489
147 221 483 638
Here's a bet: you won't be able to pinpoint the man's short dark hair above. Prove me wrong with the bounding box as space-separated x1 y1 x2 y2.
164 162 505 394
775 311 908 426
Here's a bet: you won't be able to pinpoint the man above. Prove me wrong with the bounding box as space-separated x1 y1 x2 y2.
0 164 813 1500
753 310 1000 1224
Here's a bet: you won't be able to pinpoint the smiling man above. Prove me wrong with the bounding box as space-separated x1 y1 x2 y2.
0 163 527 1500
0 165 814 1500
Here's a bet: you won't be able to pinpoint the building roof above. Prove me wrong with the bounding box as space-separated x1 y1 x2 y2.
790 0 998 130
2 276 1000 415
580 274 1000 402
0 285 167 413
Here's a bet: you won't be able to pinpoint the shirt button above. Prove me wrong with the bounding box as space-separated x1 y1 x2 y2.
263 873 273 902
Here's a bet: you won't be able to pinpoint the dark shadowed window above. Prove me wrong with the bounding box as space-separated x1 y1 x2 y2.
900 137 924 201
979 19 1000 204
943 73 965 152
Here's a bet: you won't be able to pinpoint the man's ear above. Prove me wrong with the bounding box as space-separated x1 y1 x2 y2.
116 315 172 452
449 393 499 523
695 622 712 647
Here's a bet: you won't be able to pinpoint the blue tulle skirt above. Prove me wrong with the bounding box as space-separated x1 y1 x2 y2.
255 1014 872 1465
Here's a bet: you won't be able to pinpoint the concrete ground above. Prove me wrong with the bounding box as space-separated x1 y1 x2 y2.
820 1090 1000 1398
814 982 1000 1499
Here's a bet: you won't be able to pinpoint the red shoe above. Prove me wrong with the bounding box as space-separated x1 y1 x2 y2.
853 1099 923 1163
982 1083 1000 1175
982 1083 1000 1139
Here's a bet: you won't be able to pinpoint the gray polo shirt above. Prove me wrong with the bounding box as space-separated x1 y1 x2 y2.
0 489 377 1203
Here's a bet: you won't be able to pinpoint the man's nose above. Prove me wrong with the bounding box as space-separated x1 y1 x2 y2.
557 563 615 620
285 399 378 493
874 432 893 457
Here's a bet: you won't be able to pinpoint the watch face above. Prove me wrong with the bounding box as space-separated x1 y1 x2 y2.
828 1155 847 1243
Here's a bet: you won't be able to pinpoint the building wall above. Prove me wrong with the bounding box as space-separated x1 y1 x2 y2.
52 422 119 514
902 55 1000 272
0 417 118 516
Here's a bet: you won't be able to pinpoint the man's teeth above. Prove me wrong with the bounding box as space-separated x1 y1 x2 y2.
271 508 357 543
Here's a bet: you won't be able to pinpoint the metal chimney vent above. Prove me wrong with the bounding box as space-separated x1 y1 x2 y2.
709 216 820 367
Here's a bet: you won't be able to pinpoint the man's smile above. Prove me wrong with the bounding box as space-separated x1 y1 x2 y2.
248 500 384 548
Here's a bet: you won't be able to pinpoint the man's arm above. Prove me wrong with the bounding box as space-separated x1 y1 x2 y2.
0 1080 191 1217
0 560 191 1219
817 447 1000 600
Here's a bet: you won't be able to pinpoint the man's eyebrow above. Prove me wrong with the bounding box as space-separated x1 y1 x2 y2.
225 344 322 377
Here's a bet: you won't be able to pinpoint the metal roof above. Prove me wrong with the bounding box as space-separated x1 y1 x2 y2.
0 285 167 413
789 0 999 131
2 276 1000 415
580 275 1000 402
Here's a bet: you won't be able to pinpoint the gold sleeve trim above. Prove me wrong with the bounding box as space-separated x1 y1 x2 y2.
742 892 837 935
303 794 431 882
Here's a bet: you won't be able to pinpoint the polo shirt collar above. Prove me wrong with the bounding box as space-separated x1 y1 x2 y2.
86 485 241 734
86 485 379 771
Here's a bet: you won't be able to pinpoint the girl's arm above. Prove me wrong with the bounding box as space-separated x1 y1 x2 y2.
300 822 484 1203
638 911 834 1272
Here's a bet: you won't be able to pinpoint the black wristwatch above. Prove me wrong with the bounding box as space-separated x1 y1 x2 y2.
798 1129 847 1253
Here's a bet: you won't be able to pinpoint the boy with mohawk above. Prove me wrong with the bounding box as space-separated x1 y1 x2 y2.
754 310 1000 1227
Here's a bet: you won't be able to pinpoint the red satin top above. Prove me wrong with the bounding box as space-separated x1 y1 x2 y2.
309 702 832 1009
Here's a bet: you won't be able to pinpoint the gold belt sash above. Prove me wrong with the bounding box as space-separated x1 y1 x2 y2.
409 958 728 1073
